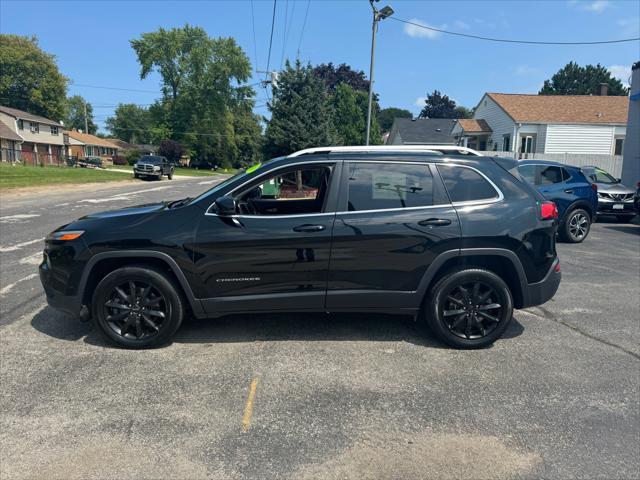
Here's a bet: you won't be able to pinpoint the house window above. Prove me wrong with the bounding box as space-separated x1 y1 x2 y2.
100 147 106 155
17 120 24 130
29 122 39 133
51 126 59 136
614 137 624 155
502 135 511 151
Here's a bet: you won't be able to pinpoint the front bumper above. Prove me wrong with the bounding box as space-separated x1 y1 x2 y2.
521 258 561 308
40 261 83 318
597 198 635 216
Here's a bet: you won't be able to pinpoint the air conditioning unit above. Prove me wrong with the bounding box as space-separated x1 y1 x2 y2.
30 126 38 133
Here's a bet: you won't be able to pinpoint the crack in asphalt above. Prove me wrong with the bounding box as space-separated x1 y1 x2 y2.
523 306 640 361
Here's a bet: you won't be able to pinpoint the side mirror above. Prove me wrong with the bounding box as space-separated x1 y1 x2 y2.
214 195 236 216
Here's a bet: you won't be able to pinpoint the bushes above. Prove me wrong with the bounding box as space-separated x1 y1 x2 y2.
112 155 127 165
124 149 142 165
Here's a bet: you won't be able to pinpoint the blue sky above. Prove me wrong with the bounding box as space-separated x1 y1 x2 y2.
1 0 638 131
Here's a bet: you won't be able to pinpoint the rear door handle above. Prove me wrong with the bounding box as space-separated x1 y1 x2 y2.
564 189 574 194
418 218 452 227
293 224 326 232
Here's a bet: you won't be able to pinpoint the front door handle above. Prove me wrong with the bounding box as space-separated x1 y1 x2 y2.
293 224 326 232
564 189 574 194
418 218 452 227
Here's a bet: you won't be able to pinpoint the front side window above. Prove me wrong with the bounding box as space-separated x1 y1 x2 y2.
346 162 434 212
236 166 332 216
438 165 499 203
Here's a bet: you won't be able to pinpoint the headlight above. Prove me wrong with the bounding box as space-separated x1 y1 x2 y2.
153 166 160 171
47 230 84 241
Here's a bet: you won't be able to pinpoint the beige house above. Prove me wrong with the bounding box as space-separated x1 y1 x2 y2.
66 130 120 164
0 105 66 165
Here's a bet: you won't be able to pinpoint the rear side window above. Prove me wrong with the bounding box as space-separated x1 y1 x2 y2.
346 162 433 211
539 166 563 185
438 165 499 203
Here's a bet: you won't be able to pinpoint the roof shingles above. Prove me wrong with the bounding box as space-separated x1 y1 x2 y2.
487 93 628 124
65 130 119 149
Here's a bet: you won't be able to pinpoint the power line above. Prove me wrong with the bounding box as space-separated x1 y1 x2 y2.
390 17 640 45
250 0 260 72
72 83 160 93
296 0 311 59
280 0 297 69
265 0 278 79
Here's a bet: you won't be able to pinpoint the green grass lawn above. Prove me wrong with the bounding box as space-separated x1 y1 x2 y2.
106 165 237 176
0 163 132 190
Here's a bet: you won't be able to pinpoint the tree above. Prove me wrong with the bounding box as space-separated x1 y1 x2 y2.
64 95 97 134
330 83 381 145
419 90 464 119
539 62 628 96
312 63 370 93
130 25 254 166
377 107 412 132
0 34 68 120
453 105 473 119
105 103 153 144
158 139 185 164
264 61 335 157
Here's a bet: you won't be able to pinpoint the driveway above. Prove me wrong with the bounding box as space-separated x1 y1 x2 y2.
0 182 638 479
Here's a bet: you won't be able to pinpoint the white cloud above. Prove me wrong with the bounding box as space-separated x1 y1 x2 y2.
453 20 470 30
514 65 539 76
617 17 640 36
414 96 427 107
403 19 443 39
608 65 632 87
569 0 611 13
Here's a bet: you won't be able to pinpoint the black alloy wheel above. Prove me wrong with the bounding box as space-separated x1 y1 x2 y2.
423 268 513 349
441 281 503 340
93 266 184 348
103 280 167 341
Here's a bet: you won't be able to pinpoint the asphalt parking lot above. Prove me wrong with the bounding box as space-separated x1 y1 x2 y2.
1 180 639 479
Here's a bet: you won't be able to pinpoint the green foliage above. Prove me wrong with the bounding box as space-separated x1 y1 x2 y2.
64 95 97 134
331 83 381 145
158 139 185 164
264 61 336 157
377 107 412 132
312 63 370 93
106 104 154 144
453 105 473 119
124 149 143 165
539 62 629 96
130 25 258 167
418 90 471 119
0 34 68 120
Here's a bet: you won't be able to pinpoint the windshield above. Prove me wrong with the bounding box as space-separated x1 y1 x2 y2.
585 167 617 184
139 156 163 165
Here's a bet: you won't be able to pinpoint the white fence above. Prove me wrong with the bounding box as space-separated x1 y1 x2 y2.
477 151 624 177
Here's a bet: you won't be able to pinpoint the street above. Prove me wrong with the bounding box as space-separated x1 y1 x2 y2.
1 180 639 479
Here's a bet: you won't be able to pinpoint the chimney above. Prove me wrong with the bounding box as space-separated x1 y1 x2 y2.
598 83 608 96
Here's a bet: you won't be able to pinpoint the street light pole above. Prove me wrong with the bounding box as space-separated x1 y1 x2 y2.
365 1 393 146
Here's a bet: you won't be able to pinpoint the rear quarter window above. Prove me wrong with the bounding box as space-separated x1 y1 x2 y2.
437 165 499 203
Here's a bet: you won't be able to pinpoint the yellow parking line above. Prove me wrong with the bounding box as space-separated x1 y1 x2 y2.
242 378 259 432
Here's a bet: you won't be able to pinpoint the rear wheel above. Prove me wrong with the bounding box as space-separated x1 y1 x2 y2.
421 268 513 349
92 266 184 348
560 208 590 243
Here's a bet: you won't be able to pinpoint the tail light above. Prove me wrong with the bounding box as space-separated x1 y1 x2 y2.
540 201 558 220
591 183 598 192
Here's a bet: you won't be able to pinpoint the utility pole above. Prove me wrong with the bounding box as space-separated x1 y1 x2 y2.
365 0 394 145
83 100 89 134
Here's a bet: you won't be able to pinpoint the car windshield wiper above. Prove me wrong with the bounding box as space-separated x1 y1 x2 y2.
167 197 192 209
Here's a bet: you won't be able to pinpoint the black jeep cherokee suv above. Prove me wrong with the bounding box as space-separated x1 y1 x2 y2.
40 147 561 349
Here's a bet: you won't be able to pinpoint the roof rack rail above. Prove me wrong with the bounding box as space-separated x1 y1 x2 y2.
287 145 483 157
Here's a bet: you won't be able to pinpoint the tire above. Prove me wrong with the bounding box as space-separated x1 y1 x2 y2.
91 266 185 349
420 268 514 349
134 173 139 179
168 170 173 180
616 216 634 223
559 208 591 243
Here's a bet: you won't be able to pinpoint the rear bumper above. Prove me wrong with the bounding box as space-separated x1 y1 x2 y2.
521 258 561 308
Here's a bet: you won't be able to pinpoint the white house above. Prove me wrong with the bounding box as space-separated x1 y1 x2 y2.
0 105 66 165
452 92 628 157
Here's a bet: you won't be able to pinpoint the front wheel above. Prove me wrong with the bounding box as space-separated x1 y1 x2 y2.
560 208 591 243
92 266 185 348
421 268 514 349
168 170 173 180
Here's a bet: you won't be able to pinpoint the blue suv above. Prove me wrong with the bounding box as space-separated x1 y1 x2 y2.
517 160 597 243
